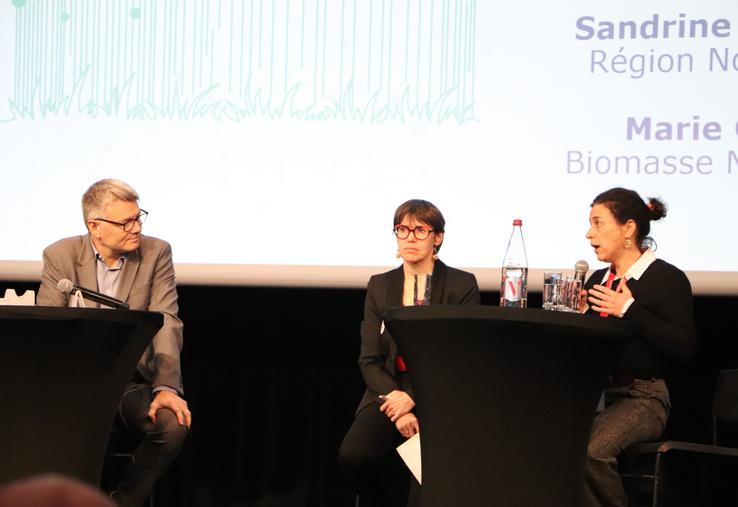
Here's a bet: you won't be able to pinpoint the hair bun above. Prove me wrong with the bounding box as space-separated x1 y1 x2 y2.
646 197 667 221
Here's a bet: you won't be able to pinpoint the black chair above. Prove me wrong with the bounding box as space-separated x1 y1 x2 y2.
619 369 738 507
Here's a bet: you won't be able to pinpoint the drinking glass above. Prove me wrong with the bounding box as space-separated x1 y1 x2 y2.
558 277 583 312
414 274 432 306
542 272 562 311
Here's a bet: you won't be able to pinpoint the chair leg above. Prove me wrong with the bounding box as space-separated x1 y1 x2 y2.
651 453 663 507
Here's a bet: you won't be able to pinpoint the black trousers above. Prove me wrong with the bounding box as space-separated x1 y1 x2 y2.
114 383 188 507
338 403 419 507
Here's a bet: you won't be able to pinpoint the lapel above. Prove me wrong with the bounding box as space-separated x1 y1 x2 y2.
430 260 448 304
116 247 141 303
75 236 99 307
386 265 404 309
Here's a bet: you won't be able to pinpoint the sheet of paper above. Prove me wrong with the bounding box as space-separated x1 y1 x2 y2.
396 432 422 484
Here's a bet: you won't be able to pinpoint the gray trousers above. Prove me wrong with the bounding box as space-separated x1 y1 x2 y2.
114 383 188 507
582 379 670 507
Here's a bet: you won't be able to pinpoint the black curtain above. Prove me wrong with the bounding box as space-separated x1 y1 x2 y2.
171 285 367 507
2 281 737 506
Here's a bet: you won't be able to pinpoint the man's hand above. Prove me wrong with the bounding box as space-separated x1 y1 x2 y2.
147 391 192 428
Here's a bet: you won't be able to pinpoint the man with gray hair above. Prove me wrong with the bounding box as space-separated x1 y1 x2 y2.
37 179 191 507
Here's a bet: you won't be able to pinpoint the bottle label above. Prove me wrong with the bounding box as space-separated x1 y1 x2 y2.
504 274 521 302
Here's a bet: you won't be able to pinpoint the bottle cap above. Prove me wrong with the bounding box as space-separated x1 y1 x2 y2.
512 218 523 226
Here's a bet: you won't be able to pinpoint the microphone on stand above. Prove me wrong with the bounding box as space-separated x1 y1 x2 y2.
57 279 130 310
574 260 589 284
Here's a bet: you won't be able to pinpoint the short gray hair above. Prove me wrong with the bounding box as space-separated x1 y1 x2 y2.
82 179 139 224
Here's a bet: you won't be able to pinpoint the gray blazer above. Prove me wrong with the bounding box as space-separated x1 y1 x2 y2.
37 234 184 395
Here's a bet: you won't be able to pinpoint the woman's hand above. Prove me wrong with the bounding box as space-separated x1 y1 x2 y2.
379 390 415 422
395 413 419 438
588 279 633 317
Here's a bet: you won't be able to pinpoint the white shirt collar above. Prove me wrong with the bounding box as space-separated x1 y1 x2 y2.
600 248 656 282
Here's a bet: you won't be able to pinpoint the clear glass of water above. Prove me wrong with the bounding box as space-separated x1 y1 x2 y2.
414 274 432 306
559 277 583 312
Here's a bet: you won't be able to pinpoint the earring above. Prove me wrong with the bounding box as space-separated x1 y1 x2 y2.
432 246 439 260
624 239 632 249
396 250 401 258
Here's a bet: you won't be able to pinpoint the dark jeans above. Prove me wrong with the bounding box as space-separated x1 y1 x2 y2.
338 403 419 507
114 384 188 507
582 379 670 507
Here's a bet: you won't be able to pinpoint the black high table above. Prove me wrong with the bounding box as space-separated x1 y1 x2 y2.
0 306 162 487
384 305 631 507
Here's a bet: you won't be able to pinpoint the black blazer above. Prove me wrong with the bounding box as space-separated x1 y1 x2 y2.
355 260 480 413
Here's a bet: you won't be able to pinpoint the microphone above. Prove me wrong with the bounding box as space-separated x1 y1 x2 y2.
57 279 130 310
574 260 589 284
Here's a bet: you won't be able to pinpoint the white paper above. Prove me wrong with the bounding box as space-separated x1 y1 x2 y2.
396 432 422 484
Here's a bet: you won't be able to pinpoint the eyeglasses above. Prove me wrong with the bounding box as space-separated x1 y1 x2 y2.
393 224 434 240
95 209 148 232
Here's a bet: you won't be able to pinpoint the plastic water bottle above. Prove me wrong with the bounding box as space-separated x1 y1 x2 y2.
500 218 528 308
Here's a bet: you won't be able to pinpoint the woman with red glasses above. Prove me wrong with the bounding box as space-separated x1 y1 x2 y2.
338 199 480 507
581 187 696 507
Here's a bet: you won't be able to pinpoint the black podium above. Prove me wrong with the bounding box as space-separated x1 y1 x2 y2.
384 305 631 507
0 306 162 487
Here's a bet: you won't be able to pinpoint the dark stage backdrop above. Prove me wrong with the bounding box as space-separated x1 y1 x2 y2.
2 281 736 507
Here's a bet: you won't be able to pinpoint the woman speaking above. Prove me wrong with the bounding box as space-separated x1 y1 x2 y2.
581 187 696 507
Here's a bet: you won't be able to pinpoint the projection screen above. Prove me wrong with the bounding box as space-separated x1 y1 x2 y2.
1 1 736 293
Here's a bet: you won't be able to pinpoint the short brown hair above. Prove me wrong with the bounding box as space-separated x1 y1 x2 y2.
393 199 445 233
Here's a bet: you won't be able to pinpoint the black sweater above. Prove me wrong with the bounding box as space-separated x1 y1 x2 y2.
584 259 696 379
